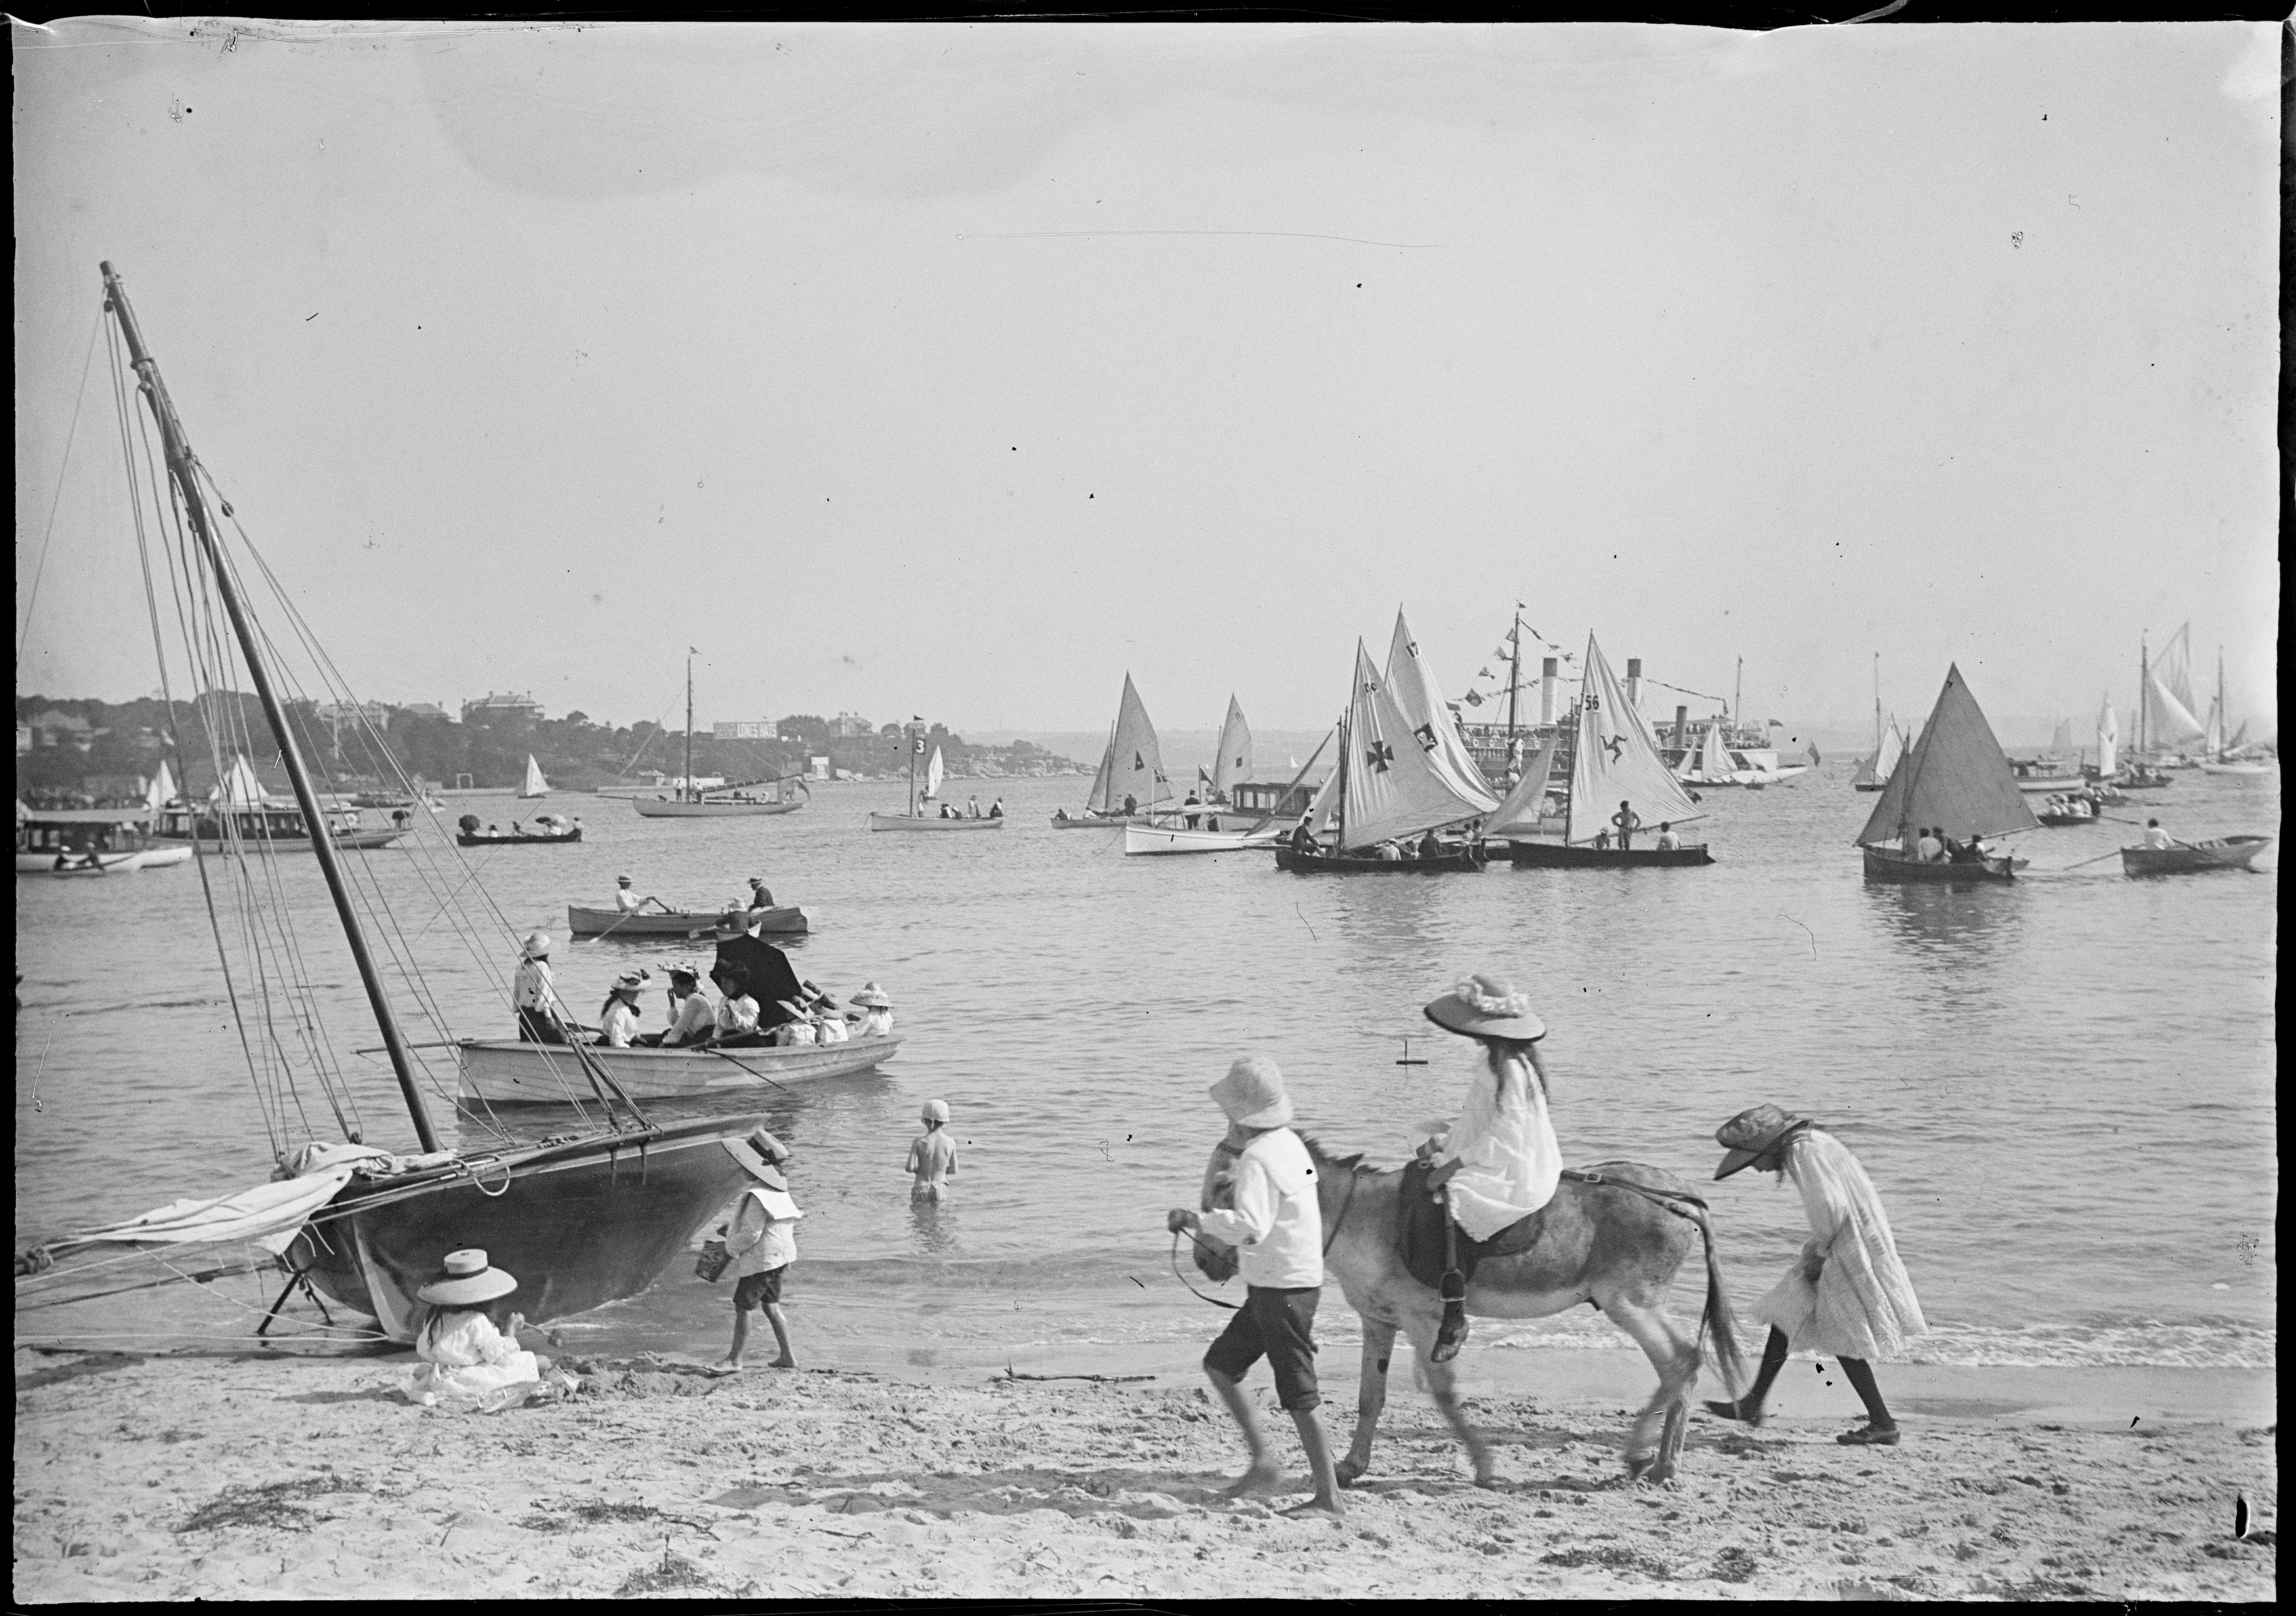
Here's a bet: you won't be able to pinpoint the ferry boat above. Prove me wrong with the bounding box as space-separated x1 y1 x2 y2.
14 806 193 873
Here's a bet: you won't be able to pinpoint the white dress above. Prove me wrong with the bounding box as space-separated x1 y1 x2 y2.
1430 1048 1563 1243
1753 1129 1927 1361
406 1308 539 1405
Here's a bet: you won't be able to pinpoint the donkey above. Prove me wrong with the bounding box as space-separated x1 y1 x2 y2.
1194 1135 1744 1486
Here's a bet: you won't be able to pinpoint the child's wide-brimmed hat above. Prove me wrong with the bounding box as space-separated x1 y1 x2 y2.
920 1098 950 1125
416 1248 518 1305
1210 1054 1292 1129
713 911 750 940
1423 972 1546 1041
520 931 552 959
1713 1104 1811 1180
850 983 892 1009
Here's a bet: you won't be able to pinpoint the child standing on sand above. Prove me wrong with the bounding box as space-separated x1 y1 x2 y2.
905 1100 959 1201
712 1132 802 1373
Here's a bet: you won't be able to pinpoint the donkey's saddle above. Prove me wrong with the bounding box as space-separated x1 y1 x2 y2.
1397 1160 1548 1293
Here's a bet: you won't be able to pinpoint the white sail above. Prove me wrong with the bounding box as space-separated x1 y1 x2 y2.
1108 674 1172 811
1874 720 1904 784
146 760 178 818
210 755 270 807
2202 695 2224 760
518 755 550 798
1565 635 1702 842
1339 642 1492 851
2154 622 2199 717
1384 612 1499 813
2049 717 2074 755
1696 719 1734 783
1301 760 1342 838
2095 698 2119 777
1481 734 1558 837
924 745 946 800
2142 673 2206 750
1083 731 1117 814
1211 697 1253 798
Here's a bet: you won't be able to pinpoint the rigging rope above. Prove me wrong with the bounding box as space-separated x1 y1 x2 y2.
16 302 106 682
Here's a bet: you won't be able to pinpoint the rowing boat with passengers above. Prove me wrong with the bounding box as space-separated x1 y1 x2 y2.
456 1032 902 1104
566 903 810 938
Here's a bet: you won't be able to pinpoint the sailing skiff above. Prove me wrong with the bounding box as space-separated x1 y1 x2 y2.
868 733 1004 831
1854 663 2036 883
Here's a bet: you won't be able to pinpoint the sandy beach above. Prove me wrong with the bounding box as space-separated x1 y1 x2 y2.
14 1341 2274 1602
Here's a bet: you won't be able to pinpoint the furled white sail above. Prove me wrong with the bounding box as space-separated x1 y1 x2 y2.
924 745 946 800
518 755 550 798
1566 636 1702 842
1339 642 1492 851
2095 699 2118 777
1109 674 1172 811
1212 697 1254 798
1385 612 1500 814
1083 730 1117 814
1481 735 1559 837
210 754 270 807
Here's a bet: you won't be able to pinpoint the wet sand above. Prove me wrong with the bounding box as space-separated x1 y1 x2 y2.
13 1343 2275 1601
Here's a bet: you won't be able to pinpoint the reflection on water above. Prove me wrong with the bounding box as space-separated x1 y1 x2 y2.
908 1196 960 1255
1862 881 2027 984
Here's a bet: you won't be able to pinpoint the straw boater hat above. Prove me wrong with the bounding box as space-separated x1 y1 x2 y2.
850 982 892 1010
617 874 632 886
520 931 552 959
610 966 649 996
1712 1104 1813 1180
416 1248 518 1306
742 1127 790 1190
1422 973 1547 1041
1209 1054 1293 1129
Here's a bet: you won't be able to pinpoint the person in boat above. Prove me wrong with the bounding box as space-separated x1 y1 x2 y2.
802 983 850 1044
713 1131 801 1373
1054 806 1071 822
1418 829 1443 861
1610 800 1642 850
613 875 645 915
1654 823 1682 852
1914 826 1943 862
746 875 776 911
966 795 982 819
1703 1105 1926 1447
771 1001 817 1047
641 962 716 1048
1123 793 1139 816
512 932 570 1043
848 982 894 1037
1183 790 1203 830
1948 832 1986 865
406 1249 544 1407
907 1099 959 1201
1290 818 1315 855
2140 818 2173 848
1591 827 1612 850
1374 840 1403 861
710 984 763 1045
701 911 803 1035
989 798 1004 820
594 967 649 1047
1413 973 1563 1361
1164 1056 1345 1520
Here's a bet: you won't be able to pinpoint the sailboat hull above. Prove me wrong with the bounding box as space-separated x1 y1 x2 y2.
867 813 1006 832
457 1035 901 1103
1123 823 1285 855
1851 781 1888 792
1860 847 2017 883
1507 841 1714 869
1275 846 1485 874
456 829 583 846
1051 813 1137 829
632 799 804 818
285 1117 769 1340
2196 762 2273 777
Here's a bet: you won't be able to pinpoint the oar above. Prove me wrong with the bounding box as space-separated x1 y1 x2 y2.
708 1047 793 1093
2061 848 2128 871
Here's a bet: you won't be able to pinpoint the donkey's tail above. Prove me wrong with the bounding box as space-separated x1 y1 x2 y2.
1689 1207 1749 1403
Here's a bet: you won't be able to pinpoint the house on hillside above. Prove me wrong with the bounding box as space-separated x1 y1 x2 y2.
461 692 543 725
714 719 779 740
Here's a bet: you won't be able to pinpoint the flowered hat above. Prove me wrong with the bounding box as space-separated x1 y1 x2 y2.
1422 972 1546 1041
1712 1104 1812 1180
850 982 892 1010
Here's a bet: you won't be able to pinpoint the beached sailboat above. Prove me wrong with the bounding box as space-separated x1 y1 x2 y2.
633 651 810 816
516 755 550 799
1854 664 2036 882
1511 635 1712 868
13 263 776 1343
1275 642 1494 874
868 725 1005 831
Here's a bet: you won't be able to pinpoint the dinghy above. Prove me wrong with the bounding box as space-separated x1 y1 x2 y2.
567 903 810 938
868 733 1005 831
457 1034 903 1104
1052 674 1172 827
1509 634 1712 869
2119 835 2272 877
1855 663 2035 882
516 755 550 799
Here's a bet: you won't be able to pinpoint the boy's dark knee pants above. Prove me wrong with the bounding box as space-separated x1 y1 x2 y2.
1202 1285 1322 1412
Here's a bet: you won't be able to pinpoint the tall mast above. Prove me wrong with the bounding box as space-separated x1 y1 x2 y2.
1505 607 1523 740
2215 645 2226 758
1734 657 1743 738
907 718 919 818
684 650 694 802
2138 633 2148 758
102 262 439 1153
1335 710 1349 852
1873 653 1881 755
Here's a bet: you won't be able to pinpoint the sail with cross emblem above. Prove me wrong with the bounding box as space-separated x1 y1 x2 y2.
1339 640 1493 851
1565 634 1701 843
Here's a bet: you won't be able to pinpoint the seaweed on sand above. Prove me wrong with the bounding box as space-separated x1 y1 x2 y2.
178 1476 352 1534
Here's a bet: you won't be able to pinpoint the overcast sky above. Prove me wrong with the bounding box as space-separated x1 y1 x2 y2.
14 20 2279 739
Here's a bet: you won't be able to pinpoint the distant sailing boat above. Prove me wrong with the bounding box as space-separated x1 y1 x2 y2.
2197 647 2272 776
634 650 808 817
1511 634 1712 867
1854 663 2036 882
868 722 1004 831
2137 623 2208 766
1211 695 1253 804
1850 720 1905 793
1124 696 1303 855
1054 674 1170 827
1681 716 1742 789
516 755 550 799
1275 640 1494 874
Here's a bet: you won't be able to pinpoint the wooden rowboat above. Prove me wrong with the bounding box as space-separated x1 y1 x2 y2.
1275 846 1484 874
456 1033 903 1104
632 797 804 818
1508 840 1714 869
1861 846 2018 883
565 903 809 938
2118 835 2271 877
1123 821 1285 856
867 812 1006 833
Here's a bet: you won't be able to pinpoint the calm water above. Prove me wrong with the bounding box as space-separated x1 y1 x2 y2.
14 767 2278 1369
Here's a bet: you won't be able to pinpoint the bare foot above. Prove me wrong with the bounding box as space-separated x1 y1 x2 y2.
708 1359 744 1376
1220 1464 1283 1499
766 1357 798 1369
1282 1498 1346 1522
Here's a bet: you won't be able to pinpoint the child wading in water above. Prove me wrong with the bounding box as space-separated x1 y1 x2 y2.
712 1130 802 1373
906 1100 959 1201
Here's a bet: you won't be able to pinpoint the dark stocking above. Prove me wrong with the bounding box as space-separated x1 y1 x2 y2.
1839 1356 1895 1428
1708 1327 1790 1424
